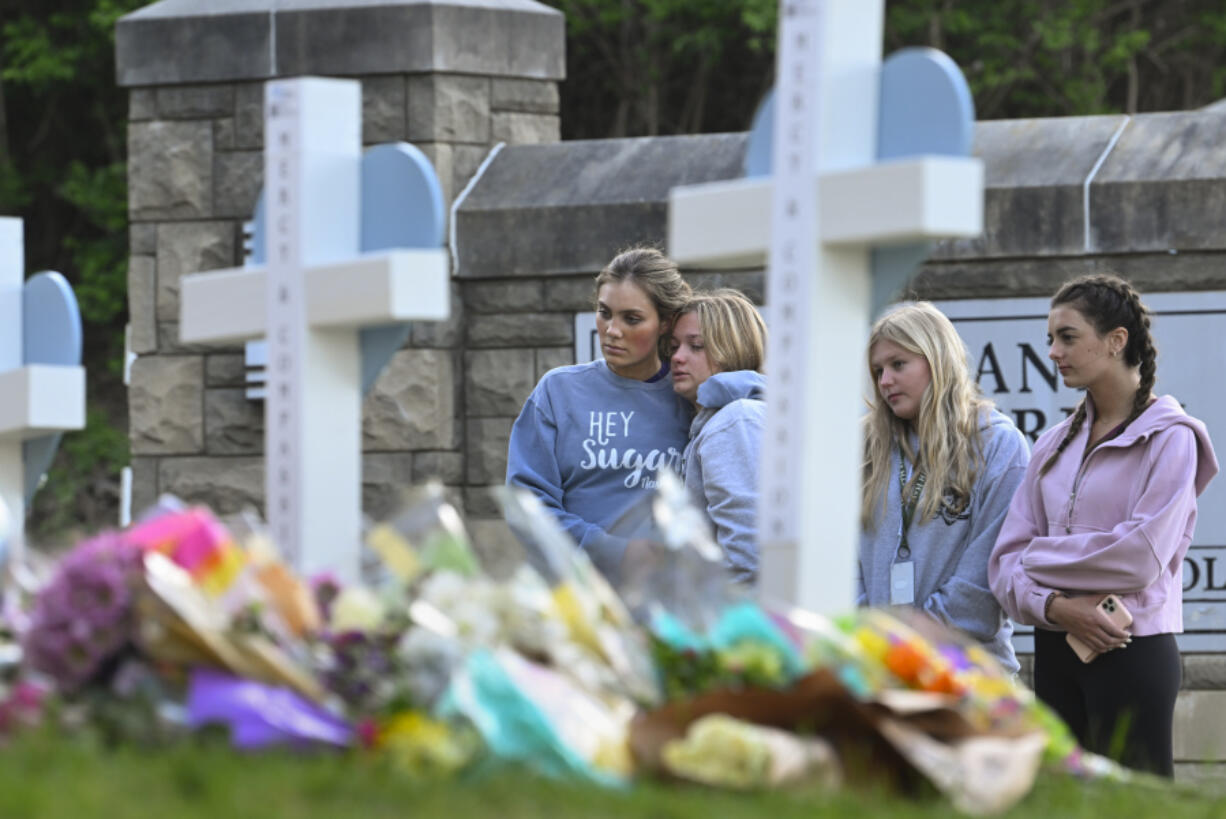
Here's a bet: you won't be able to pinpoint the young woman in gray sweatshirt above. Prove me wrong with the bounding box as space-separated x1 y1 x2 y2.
858 302 1029 673
669 289 767 584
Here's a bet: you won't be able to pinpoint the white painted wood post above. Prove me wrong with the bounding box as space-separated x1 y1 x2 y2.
667 0 983 615
179 78 449 583
0 218 86 543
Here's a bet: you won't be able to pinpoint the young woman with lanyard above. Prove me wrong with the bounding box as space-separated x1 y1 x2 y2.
506 247 693 580
858 302 1029 673
990 274 1218 776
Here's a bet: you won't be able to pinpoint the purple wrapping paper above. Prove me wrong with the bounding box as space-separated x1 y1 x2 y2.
187 669 352 749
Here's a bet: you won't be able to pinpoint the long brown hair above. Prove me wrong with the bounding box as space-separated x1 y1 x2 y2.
1038 274 1157 476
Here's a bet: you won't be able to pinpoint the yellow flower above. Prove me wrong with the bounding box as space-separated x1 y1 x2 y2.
330 586 385 633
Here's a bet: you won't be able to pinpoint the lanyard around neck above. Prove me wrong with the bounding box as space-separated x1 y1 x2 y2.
896 450 926 560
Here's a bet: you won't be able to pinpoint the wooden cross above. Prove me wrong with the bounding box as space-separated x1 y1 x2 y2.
179 77 449 583
667 0 983 614
0 218 86 551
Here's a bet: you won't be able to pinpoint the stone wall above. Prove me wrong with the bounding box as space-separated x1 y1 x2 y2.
118 0 563 544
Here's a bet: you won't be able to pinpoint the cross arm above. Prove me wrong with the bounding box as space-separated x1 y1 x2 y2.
179 248 450 343
0 365 85 441
668 156 984 267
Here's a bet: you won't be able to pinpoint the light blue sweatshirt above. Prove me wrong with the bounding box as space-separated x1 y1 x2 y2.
857 409 1029 673
683 371 766 585
506 359 692 577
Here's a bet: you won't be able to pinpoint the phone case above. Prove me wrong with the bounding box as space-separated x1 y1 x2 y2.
1066 594 1133 663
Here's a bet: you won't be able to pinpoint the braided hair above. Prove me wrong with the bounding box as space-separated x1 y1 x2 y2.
1038 274 1157 476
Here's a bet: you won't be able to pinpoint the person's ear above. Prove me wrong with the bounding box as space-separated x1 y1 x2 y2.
1107 327 1129 358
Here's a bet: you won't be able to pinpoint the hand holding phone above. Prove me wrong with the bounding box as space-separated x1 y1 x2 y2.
1066 594 1133 663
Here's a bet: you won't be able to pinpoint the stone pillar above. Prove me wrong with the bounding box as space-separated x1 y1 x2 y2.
116 0 564 536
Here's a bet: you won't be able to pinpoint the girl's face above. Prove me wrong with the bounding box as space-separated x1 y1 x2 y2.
669 311 717 404
870 338 931 422
597 280 665 380
1047 305 1123 390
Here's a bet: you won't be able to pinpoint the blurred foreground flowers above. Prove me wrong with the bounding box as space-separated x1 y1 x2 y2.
0 478 1133 815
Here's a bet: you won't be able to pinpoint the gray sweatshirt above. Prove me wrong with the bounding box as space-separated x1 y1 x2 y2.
857 408 1029 672
683 371 766 584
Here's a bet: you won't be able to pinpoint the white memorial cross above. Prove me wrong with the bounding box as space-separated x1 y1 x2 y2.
0 218 86 543
179 78 449 583
668 0 983 614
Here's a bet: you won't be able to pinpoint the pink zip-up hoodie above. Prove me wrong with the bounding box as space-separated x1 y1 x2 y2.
989 395 1218 635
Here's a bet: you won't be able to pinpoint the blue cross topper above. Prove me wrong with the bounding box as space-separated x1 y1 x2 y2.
743 47 976 317
244 142 447 397
21 272 84 507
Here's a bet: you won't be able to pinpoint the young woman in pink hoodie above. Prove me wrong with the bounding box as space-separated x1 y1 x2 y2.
989 274 1219 776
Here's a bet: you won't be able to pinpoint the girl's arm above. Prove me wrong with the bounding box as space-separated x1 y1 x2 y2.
923 427 1028 641
693 406 762 584
505 397 625 574
989 445 1061 626
1018 426 1199 595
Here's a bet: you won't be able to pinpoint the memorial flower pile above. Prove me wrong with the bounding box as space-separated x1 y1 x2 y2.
0 479 1133 815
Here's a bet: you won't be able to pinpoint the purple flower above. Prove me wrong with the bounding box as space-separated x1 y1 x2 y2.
22 532 145 691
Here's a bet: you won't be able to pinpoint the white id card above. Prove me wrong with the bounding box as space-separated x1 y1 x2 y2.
890 560 915 606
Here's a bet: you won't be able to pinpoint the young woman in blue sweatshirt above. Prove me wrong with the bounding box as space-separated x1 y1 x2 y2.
505 248 692 578
858 302 1029 672
669 289 767 584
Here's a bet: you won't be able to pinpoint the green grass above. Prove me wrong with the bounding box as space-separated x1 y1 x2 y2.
0 732 1222 818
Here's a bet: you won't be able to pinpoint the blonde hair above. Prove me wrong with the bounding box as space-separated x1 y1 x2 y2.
677 289 767 373
594 246 692 361
861 302 992 530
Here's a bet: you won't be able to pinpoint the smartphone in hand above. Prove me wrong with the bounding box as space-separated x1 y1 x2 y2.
1066 595 1133 663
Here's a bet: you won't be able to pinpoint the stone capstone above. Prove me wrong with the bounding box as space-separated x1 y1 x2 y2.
117 1 565 87
129 355 204 455
454 133 748 278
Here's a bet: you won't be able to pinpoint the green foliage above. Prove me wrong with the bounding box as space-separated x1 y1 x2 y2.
541 0 778 137
58 160 129 328
2 0 143 534
884 0 1226 118
29 407 130 540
